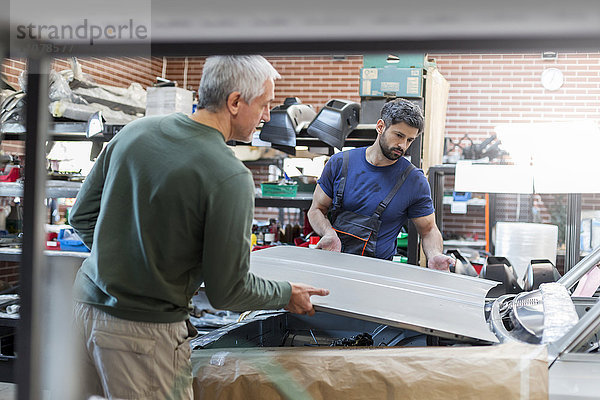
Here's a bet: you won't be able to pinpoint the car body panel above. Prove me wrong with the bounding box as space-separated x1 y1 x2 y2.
549 353 600 399
249 246 500 342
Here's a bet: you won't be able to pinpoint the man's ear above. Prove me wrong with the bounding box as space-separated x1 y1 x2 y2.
226 92 242 116
375 119 386 135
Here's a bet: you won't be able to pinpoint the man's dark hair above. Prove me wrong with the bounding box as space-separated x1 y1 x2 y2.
380 98 424 134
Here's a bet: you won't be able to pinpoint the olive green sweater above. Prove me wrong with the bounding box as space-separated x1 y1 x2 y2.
70 113 291 323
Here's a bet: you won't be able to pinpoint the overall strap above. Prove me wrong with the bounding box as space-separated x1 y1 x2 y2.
373 163 416 218
333 151 350 208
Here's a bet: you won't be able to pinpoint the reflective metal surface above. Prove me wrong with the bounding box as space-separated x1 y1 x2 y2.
250 247 500 342
549 353 600 400
510 290 544 343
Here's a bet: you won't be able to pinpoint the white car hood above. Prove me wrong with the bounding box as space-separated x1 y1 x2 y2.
249 246 499 343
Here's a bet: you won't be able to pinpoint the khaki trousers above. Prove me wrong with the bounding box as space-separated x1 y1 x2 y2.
74 302 195 400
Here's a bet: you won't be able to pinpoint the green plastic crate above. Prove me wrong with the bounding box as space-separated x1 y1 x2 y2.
261 182 298 197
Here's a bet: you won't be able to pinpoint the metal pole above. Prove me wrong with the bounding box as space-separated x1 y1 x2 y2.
408 132 422 265
488 193 496 255
564 193 581 274
427 167 444 232
17 56 49 400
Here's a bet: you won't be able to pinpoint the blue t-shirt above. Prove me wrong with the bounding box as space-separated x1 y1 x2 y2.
317 147 434 259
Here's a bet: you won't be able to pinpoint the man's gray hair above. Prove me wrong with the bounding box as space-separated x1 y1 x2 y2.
198 55 281 112
380 98 424 134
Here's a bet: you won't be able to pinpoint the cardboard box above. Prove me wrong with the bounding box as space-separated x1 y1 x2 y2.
146 87 194 116
192 342 548 400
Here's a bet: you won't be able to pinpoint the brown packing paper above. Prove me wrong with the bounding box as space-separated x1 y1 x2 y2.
192 342 548 400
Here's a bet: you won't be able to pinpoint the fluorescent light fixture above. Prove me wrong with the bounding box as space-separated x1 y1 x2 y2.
495 121 600 193
454 161 534 194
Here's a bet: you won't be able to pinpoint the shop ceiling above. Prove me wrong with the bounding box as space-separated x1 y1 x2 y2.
4 0 600 57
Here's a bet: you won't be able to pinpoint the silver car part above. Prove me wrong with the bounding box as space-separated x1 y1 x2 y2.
249 246 500 343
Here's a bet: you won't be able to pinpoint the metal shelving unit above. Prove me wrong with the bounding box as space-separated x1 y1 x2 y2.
0 181 83 262
0 248 89 263
290 124 379 149
255 194 313 210
0 122 122 142
4 4 600 398
0 181 81 198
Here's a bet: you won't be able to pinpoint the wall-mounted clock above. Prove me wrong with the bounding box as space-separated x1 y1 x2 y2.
541 68 564 91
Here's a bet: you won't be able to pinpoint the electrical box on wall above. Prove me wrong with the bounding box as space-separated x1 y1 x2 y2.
360 67 423 98
360 54 427 98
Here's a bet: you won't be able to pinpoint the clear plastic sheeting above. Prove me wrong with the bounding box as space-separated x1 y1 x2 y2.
541 283 579 344
0 294 19 319
71 83 146 115
192 342 548 400
495 222 558 280
49 100 139 124
189 291 241 329
189 311 240 329
48 70 88 104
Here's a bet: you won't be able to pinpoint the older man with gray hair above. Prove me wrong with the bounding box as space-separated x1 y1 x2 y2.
71 55 329 399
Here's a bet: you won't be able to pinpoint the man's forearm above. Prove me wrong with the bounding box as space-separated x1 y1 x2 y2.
307 208 336 237
420 227 444 261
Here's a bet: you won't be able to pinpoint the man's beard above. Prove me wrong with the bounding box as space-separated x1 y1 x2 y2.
379 139 404 161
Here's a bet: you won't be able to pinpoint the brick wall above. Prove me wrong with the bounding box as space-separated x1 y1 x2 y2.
0 262 19 287
267 55 362 110
1 59 29 155
2 59 27 89
2 57 162 89
0 142 25 158
163 57 205 93
163 55 362 111
583 193 600 210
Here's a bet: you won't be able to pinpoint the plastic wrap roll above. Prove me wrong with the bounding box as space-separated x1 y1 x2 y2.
495 222 558 280
540 282 579 343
